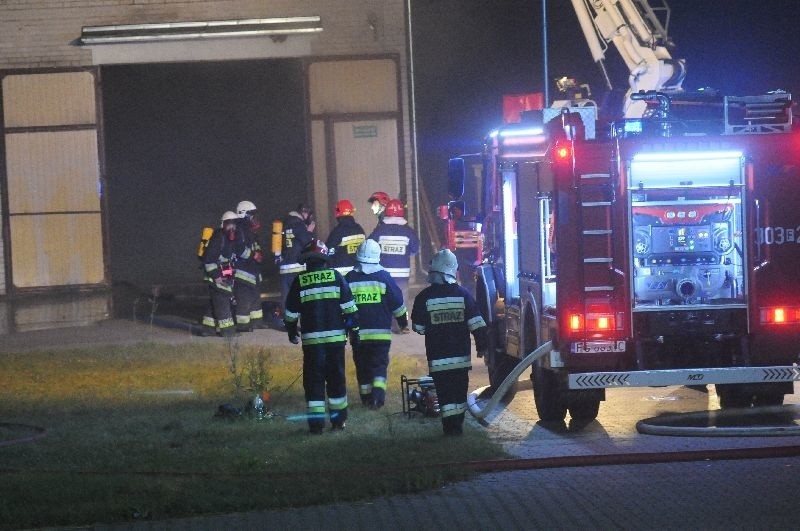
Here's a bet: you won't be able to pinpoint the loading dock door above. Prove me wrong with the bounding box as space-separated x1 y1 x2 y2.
1 70 106 291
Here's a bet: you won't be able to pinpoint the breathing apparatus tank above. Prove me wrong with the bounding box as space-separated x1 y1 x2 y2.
271 219 284 256
197 226 214 258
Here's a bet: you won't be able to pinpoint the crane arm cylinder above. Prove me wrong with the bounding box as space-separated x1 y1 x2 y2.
570 0 606 63
618 0 656 47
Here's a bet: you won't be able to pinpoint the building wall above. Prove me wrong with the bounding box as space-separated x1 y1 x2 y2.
0 1 415 298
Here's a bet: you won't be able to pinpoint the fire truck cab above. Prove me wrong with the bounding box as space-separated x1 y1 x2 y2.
444 93 800 422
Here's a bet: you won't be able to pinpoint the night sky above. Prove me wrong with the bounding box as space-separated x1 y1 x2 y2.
411 0 800 203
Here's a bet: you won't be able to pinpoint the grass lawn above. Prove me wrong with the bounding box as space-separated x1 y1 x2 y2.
0 342 508 529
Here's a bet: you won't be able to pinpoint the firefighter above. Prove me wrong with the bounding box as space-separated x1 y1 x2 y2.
199 211 244 337
233 200 267 331
276 203 316 317
411 249 487 436
325 199 366 276
368 198 419 323
367 191 390 229
345 239 407 409
283 239 359 434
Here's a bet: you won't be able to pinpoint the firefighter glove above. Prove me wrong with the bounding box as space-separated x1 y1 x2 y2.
396 314 408 331
285 321 300 344
273 254 283 265
349 328 360 348
397 314 411 334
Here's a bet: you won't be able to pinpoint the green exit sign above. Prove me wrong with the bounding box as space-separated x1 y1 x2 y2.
353 125 378 138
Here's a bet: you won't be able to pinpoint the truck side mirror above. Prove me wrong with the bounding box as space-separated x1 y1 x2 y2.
447 157 466 200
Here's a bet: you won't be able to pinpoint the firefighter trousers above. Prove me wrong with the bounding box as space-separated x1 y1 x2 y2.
201 281 234 332
430 368 469 435
233 276 261 329
302 343 348 431
352 341 390 407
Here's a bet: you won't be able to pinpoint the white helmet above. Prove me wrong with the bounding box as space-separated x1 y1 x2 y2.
429 249 458 280
221 210 239 222
356 239 381 264
220 210 239 228
236 200 257 217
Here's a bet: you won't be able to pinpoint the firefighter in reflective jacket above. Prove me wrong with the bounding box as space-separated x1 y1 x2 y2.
284 239 359 434
277 204 315 315
345 239 407 409
234 200 267 331
200 211 244 337
368 199 420 308
411 249 487 436
326 199 366 276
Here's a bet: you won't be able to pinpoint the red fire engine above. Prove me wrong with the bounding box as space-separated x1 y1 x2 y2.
442 1 800 422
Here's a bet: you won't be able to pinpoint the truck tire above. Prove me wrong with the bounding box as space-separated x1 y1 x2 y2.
715 384 751 409
752 393 784 407
531 363 567 422
568 395 601 421
486 340 517 400
716 384 786 408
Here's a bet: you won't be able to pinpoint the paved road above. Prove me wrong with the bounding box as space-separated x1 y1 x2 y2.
4 318 799 530
98 457 798 530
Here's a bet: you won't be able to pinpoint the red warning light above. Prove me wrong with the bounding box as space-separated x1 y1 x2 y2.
555 143 571 161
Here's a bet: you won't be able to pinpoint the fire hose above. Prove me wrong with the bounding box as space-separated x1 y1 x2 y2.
468 341 553 421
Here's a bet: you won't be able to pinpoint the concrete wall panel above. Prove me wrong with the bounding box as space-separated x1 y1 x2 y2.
2 71 96 128
10 212 104 288
309 59 397 114
5 130 100 214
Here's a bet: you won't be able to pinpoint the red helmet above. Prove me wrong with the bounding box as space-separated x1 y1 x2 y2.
385 199 405 217
367 191 390 206
335 199 355 217
300 239 330 263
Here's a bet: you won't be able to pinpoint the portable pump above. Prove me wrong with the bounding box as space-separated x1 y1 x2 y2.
400 375 441 418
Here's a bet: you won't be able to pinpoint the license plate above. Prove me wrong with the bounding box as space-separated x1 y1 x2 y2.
570 340 626 353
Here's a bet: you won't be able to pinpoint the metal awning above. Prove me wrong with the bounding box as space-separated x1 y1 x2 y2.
79 16 322 45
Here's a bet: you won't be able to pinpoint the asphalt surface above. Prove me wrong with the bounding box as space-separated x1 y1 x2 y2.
3 316 800 530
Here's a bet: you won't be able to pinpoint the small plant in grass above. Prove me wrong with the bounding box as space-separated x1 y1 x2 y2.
227 344 273 417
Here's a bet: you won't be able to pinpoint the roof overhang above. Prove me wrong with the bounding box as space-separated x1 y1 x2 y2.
78 16 322 45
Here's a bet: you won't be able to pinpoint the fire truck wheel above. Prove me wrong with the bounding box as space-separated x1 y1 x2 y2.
531 364 567 422
752 393 784 407
715 384 752 409
568 397 601 421
487 351 518 400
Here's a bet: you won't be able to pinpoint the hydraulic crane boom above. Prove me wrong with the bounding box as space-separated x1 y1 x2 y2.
570 0 686 117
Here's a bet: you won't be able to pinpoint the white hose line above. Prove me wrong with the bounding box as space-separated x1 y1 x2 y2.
468 341 553 421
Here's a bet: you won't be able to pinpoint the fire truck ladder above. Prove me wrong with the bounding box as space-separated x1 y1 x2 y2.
577 171 616 296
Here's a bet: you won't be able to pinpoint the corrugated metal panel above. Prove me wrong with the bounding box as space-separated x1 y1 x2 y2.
2 71 96 128
309 59 397 114
5 130 100 214
333 119 399 232
10 213 104 288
